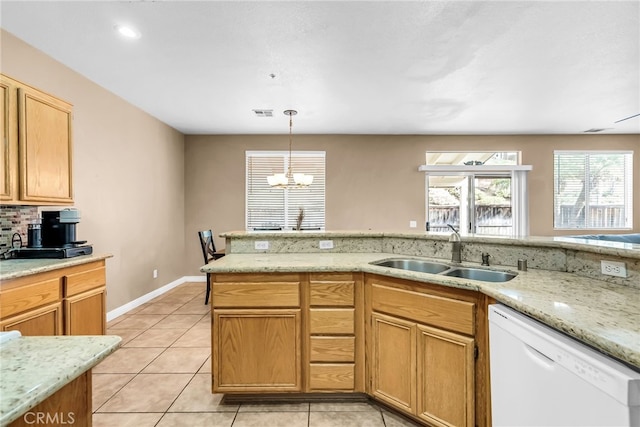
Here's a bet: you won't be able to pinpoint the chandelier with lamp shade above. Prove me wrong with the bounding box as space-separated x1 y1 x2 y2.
267 110 314 189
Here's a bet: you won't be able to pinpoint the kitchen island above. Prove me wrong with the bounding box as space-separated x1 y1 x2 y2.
0 332 120 426
202 231 639 427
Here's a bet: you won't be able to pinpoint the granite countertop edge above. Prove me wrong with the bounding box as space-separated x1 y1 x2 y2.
219 230 640 259
201 253 640 369
0 253 113 281
0 335 121 426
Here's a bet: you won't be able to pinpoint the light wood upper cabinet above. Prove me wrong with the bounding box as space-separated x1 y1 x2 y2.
0 74 73 205
0 77 16 201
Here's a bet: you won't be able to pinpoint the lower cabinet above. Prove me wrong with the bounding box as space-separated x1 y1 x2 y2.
65 287 106 335
214 309 301 392
367 274 480 427
417 324 475 427
0 260 107 337
8 370 92 427
209 271 488 427
63 262 107 335
211 273 303 393
0 302 63 336
307 272 364 393
370 313 416 413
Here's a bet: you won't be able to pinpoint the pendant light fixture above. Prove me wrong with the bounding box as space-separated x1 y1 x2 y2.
267 110 314 189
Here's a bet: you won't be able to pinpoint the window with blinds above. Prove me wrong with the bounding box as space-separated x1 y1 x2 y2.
246 151 326 231
554 151 633 229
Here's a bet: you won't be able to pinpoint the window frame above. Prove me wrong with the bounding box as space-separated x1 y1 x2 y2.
553 150 633 230
245 150 326 231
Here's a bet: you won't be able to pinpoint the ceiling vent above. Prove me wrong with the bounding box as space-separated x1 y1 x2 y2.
252 109 273 117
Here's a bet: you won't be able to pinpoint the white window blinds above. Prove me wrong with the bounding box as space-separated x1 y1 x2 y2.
554 151 633 229
246 151 326 230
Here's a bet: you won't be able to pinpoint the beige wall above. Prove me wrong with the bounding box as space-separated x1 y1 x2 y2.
1 30 187 311
184 134 639 274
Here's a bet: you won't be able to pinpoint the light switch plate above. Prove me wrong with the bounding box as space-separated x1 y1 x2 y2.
255 241 269 250
600 260 627 278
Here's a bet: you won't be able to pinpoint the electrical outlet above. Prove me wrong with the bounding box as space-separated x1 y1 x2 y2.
601 260 627 278
409 220 417 228
255 241 269 250
153 269 158 279
319 240 334 249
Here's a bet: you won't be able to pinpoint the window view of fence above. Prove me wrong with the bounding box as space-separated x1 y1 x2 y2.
427 175 513 236
554 151 632 229
427 206 513 236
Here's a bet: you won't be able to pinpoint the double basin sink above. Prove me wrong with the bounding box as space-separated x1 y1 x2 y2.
371 258 517 282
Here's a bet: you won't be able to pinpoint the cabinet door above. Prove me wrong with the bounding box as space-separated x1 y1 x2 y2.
213 309 301 392
0 302 63 336
370 313 416 414
417 325 475 427
18 86 73 203
0 77 16 200
65 287 106 335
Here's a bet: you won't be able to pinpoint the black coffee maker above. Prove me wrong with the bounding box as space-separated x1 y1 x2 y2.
14 208 93 259
41 209 84 248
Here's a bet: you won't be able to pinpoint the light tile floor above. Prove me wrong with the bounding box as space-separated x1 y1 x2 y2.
93 282 420 427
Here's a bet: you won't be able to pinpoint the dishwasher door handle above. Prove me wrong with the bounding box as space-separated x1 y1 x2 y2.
524 343 556 369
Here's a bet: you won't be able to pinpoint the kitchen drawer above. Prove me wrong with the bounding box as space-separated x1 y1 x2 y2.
309 308 354 334
371 283 475 335
0 278 61 318
310 336 355 362
64 266 106 297
309 281 355 307
213 282 300 308
309 363 355 390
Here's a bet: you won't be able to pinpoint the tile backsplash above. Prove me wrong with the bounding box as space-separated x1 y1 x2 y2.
0 205 39 251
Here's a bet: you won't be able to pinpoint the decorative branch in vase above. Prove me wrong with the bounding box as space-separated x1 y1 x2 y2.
295 207 305 231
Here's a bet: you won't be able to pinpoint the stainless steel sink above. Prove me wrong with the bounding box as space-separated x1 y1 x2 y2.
371 258 517 282
442 267 517 282
371 258 450 274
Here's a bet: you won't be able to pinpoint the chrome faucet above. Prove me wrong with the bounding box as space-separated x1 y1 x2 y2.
447 224 462 263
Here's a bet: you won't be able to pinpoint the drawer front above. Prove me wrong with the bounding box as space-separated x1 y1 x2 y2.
309 281 355 307
310 336 355 362
309 308 354 334
0 278 61 318
309 364 355 390
65 266 106 297
213 282 300 308
371 284 475 335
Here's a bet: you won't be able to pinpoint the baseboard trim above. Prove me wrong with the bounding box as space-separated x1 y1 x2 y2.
106 275 207 322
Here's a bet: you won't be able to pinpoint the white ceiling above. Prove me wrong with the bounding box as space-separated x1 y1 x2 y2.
1 1 639 135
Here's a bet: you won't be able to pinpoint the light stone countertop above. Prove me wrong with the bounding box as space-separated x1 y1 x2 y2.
221 230 640 259
0 253 112 281
0 334 121 426
201 252 640 369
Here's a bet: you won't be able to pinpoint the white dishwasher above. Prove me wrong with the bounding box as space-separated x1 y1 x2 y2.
489 304 640 427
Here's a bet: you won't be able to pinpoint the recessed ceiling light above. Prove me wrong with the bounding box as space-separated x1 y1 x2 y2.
114 24 141 39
